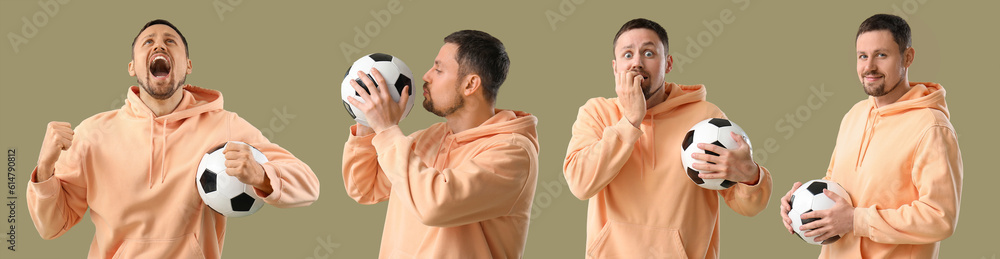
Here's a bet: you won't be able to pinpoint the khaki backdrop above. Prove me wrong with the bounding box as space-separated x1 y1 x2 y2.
1 0 996 258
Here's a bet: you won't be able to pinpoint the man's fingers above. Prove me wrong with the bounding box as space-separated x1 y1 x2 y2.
698 171 725 179
370 68 390 96
56 136 72 151
691 152 719 164
632 73 642 89
224 160 241 170
823 189 843 201
691 162 720 173
349 77 373 102
48 121 71 130
697 143 727 156
730 132 747 148
357 70 378 91
398 85 411 111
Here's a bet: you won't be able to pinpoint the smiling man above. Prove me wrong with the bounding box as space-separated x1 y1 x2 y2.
779 14 963 258
26 19 320 258
342 30 538 258
562 18 771 258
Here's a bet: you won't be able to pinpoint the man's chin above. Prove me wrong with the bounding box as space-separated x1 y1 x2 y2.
139 80 182 100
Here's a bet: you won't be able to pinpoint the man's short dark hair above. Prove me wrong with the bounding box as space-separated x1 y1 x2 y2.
856 14 911 54
613 18 669 55
131 19 189 57
443 30 509 103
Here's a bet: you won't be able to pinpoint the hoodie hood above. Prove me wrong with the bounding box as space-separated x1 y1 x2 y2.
646 82 708 116
853 82 949 170
122 85 225 188
412 109 539 171
874 82 949 118
124 85 223 120
451 109 539 151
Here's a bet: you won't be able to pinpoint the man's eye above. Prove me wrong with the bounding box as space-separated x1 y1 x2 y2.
877 53 887 57
644 51 653 57
859 54 868 59
624 52 633 59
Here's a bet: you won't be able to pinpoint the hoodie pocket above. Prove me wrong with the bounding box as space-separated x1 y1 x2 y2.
112 233 206 259
587 220 688 259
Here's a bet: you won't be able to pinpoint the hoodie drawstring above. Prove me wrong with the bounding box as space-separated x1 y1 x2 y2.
160 119 168 184
147 118 170 188
148 119 155 189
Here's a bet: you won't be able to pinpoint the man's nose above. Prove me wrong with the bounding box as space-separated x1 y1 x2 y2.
627 58 643 70
863 58 876 73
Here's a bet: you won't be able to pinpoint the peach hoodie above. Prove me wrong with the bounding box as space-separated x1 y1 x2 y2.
343 109 539 258
564 83 772 259
820 83 962 259
26 85 320 259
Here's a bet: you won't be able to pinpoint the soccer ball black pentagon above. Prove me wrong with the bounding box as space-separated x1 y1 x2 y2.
680 118 753 190
788 179 853 245
341 53 415 127
195 142 268 217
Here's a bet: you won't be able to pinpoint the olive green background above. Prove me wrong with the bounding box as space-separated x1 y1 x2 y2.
1 0 996 258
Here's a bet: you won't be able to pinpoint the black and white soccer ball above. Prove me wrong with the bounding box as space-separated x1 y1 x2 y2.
680 118 753 190
788 179 853 245
341 53 415 127
195 142 268 217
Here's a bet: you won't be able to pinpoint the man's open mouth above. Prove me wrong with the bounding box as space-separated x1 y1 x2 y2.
149 54 171 79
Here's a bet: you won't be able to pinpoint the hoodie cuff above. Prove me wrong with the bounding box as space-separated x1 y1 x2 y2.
29 167 62 200
853 206 873 238
613 118 643 144
255 163 282 202
741 164 765 187
371 125 406 152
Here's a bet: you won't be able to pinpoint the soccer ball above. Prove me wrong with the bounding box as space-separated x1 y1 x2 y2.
195 142 268 217
788 179 853 245
341 53 415 127
680 118 753 190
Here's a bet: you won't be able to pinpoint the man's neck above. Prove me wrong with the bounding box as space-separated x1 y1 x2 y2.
645 82 669 109
139 88 184 117
444 99 495 134
874 78 911 108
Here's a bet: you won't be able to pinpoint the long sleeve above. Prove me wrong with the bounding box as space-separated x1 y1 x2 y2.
563 101 642 200
342 125 391 205
231 114 320 208
25 133 89 240
852 125 962 244
372 126 536 228
719 165 772 216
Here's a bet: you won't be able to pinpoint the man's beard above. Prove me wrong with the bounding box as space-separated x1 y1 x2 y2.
138 75 186 100
422 82 465 117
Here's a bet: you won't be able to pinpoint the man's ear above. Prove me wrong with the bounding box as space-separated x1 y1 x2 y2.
128 60 136 76
903 47 916 68
186 59 193 74
664 54 674 74
611 59 617 73
463 74 482 97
